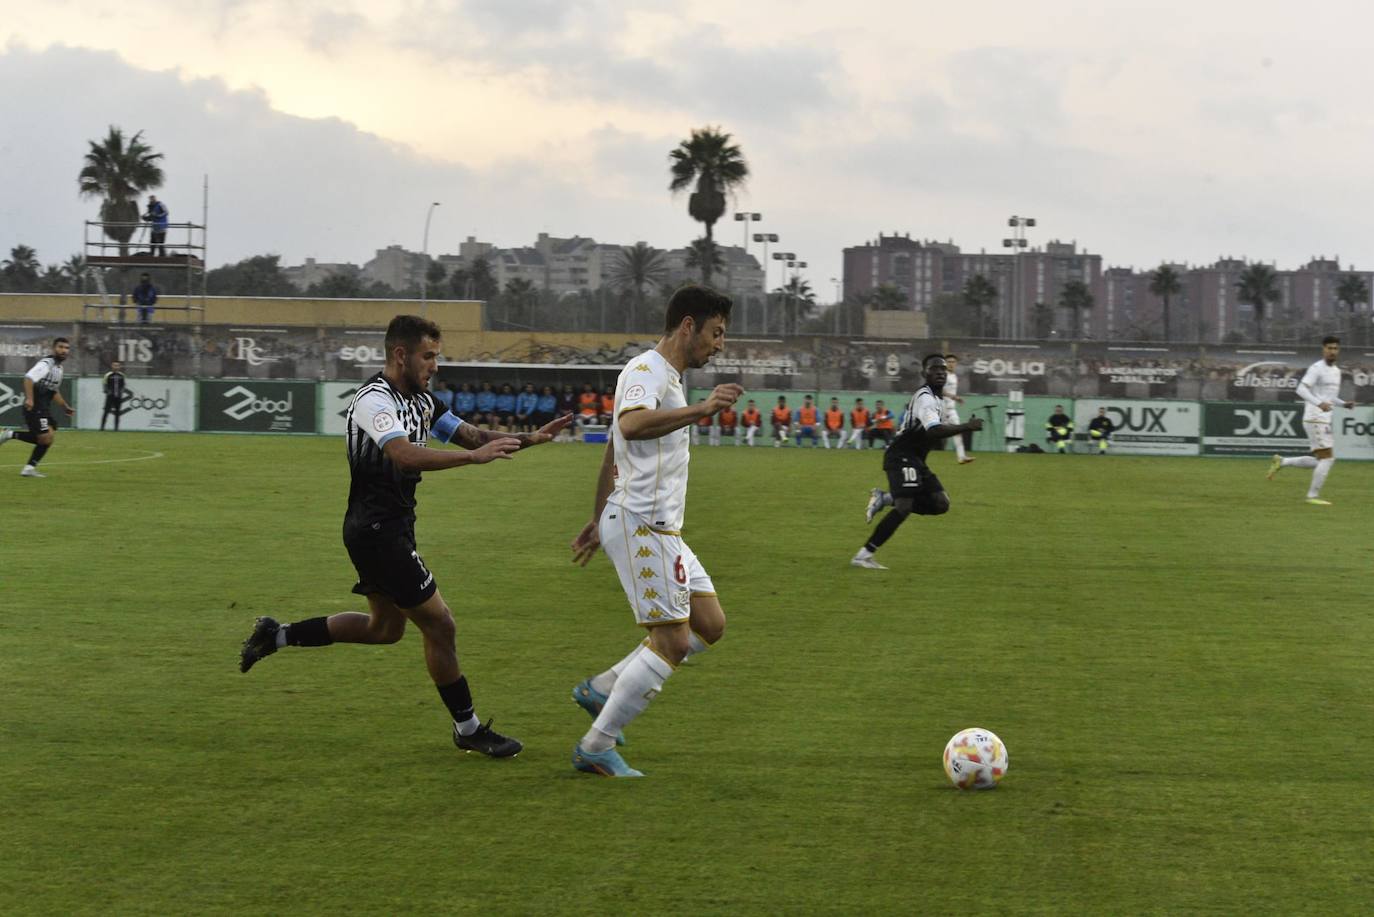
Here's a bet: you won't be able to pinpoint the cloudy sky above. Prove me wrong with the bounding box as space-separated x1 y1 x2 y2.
5 0 1374 295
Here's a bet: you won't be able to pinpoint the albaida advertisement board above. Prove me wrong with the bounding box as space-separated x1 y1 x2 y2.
198 380 318 433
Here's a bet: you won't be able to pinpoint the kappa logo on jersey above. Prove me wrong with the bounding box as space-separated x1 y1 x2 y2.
374 411 396 433
635 546 654 558
634 525 652 537
642 588 660 600
638 568 656 579
634 363 651 372
625 384 646 401
647 609 664 619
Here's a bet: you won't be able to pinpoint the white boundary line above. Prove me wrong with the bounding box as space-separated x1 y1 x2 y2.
0 449 165 469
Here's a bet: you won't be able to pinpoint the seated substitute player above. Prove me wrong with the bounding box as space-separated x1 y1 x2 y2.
568 285 743 777
514 382 539 432
238 315 572 758
821 398 845 449
771 395 791 446
853 354 983 570
847 398 870 449
741 400 762 446
692 409 714 446
795 395 820 447
1045 405 1074 453
1087 407 1114 454
867 400 895 448
1267 335 1359 505
717 404 738 445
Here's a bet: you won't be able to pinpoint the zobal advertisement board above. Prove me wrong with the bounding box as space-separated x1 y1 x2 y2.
1073 399 1200 456
1201 402 1308 456
0 374 75 427
75 377 196 432
198 380 318 433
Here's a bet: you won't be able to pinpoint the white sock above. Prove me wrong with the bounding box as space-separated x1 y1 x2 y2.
1282 456 1318 469
454 714 480 736
954 435 967 460
1307 458 1334 498
582 648 674 753
686 631 711 659
275 627 288 648
590 639 647 695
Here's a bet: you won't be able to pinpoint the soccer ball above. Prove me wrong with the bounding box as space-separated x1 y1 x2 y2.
943 728 1008 789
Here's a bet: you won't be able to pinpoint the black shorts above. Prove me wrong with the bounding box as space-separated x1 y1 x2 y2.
344 520 437 609
24 408 53 436
884 453 944 499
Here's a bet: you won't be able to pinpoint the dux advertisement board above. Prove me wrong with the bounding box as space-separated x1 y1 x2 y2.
198 380 318 433
75 377 196 432
1201 403 1308 456
1073 399 1200 456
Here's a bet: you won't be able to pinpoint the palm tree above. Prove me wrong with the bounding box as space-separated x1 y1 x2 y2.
78 127 165 257
867 284 907 310
62 254 87 294
1148 264 1182 342
1060 280 1095 339
684 237 725 280
607 242 667 332
773 276 816 335
1236 263 1280 342
2 244 41 288
668 127 748 284
1334 273 1369 337
962 274 999 338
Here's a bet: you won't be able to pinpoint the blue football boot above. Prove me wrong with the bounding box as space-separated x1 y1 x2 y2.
572 678 625 746
572 744 644 778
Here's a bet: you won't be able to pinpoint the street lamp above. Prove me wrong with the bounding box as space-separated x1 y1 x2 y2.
734 213 762 332
755 232 779 333
420 201 441 314
786 259 806 335
830 276 842 335
773 252 796 335
1002 215 1035 339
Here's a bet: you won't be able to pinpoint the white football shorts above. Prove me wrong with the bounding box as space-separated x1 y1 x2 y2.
1305 420 1334 452
943 402 961 425
599 504 715 627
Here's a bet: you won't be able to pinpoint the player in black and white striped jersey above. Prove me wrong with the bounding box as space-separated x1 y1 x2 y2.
1 337 75 477
238 315 572 758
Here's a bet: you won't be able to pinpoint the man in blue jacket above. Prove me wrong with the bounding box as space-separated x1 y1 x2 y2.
515 383 539 432
143 195 169 257
132 273 158 323
452 383 476 422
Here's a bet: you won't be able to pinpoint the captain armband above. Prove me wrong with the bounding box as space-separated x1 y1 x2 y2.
431 412 462 444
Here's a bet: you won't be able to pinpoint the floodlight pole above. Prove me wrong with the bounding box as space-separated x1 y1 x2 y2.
420 201 441 315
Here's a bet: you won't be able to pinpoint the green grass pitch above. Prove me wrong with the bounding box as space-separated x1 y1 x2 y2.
2 432 1371 914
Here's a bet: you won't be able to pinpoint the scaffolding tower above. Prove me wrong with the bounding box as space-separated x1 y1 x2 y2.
82 178 209 321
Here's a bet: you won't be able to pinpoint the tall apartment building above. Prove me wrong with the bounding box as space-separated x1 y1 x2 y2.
361 245 429 290
281 257 359 291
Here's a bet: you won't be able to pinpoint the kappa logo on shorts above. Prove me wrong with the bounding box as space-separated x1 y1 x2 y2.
635 546 654 558
638 568 656 579
642 588 660 600
648 610 664 619
634 525 652 537
374 411 396 433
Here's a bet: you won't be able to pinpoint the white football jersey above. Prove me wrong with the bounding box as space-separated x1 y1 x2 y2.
1298 360 1343 423
942 372 959 402
608 349 690 531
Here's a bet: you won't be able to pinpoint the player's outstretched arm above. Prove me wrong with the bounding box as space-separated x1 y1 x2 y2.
571 438 616 566
383 435 518 472
618 384 744 441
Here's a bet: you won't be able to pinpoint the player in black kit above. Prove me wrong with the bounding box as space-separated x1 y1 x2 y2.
852 354 983 570
238 315 572 758
1 337 74 477
102 361 127 431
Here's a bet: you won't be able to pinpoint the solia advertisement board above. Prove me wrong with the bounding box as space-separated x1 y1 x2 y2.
75 378 196 432
1072 400 1200 456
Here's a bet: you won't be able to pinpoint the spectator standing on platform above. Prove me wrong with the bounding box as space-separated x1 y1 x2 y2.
868 400 895 448
475 382 497 428
101 360 127 431
495 383 518 430
795 395 820 447
771 396 791 447
822 398 845 449
742 400 762 446
718 404 738 445
515 383 539 432
848 398 870 449
132 273 158 324
534 385 558 430
452 383 476 422
143 195 169 257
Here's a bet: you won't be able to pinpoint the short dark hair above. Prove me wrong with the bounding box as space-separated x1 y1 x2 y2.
944 353 958 360
385 315 441 354
1323 335 1341 346
922 353 946 368
664 284 733 333
54 336 69 347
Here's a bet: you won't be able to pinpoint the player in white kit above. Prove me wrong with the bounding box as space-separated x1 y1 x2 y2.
568 286 743 777
1267 336 1358 504
942 353 973 464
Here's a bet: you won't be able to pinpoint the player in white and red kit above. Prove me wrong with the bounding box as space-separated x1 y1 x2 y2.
1267 336 1358 504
